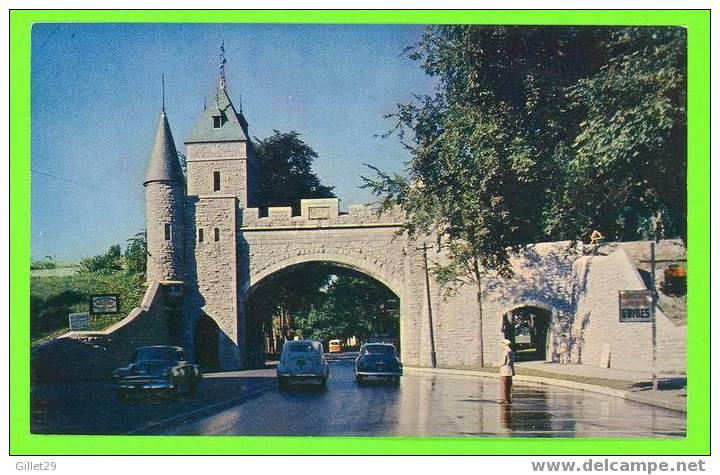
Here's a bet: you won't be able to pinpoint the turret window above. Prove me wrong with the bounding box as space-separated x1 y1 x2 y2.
164 223 171 241
213 171 221 191
198 228 204 243
214 228 220 242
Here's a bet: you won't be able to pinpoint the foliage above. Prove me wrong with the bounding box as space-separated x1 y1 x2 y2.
124 231 147 276
363 26 687 365
30 256 57 270
78 244 123 274
295 276 399 343
30 271 145 346
254 130 335 215
554 27 687 242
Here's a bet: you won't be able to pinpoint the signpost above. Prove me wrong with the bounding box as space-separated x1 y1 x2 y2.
618 290 653 322
416 243 437 368
618 242 659 390
68 312 91 331
89 294 119 314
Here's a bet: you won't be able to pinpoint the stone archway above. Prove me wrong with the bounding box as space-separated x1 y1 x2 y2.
499 301 559 362
242 255 404 364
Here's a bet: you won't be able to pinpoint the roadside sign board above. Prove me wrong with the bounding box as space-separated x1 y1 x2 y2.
90 294 119 314
68 312 91 331
618 290 653 322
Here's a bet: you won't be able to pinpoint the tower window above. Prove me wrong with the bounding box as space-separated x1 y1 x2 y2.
213 116 222 129
214 228 220 242
213 171 221 191
164 223 171 241
198 228 204 243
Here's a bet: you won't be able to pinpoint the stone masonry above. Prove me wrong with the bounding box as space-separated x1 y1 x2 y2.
58 71 687 377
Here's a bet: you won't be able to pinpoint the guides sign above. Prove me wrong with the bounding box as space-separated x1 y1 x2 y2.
618 290 653 322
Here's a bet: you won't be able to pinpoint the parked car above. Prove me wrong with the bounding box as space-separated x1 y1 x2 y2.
328 339 343 353
277 340 329 390
355 343 403 384
112 346 201 398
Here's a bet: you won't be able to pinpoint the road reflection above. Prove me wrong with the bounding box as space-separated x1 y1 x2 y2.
166 361 686 437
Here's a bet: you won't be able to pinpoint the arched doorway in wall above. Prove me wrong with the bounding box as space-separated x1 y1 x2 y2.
244 261 401 368
195 312 220 372
501 306 553 362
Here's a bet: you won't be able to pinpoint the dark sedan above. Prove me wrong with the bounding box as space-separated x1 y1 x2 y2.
112 346 201 398
355 343 403 384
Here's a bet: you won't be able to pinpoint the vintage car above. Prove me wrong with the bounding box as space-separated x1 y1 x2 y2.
328 339 343 353
277 340 329 390
112 345 201 398
355 343 403 384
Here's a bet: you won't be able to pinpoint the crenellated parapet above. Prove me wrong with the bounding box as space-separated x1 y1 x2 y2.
239 198 405 229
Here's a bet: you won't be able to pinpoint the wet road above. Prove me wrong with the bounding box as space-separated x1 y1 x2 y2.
162 360 686 437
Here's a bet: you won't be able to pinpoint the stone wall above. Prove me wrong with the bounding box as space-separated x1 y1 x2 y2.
31 283 182 381
185 195 241 370
186 141 253 208
569 247 686 373
145 182 185 282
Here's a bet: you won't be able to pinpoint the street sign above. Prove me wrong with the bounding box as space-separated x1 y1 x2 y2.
618 290 653 322
90 294 119 314
68 312 91 331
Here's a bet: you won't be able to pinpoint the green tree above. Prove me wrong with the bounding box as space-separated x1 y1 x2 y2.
364 25 686 365
124 231 147 276
79 244 123 274
551 27 687 242
255 130 335 215
295 276 399 343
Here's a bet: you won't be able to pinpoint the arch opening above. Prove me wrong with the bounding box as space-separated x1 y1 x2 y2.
501 305 553 362
244 261 401 368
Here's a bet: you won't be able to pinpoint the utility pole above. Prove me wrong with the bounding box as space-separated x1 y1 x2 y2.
650 242 658 391
417 243 437 368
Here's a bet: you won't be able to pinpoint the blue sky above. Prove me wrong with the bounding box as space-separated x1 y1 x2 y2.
31 23 435 261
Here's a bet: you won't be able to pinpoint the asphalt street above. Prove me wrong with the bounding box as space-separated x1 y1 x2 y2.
160 360 686 437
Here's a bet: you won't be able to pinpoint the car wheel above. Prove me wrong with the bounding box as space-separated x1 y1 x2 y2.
356 375 364 385
392 376 401 385
117 389 130 402
278 377 289 391
320 377 328 389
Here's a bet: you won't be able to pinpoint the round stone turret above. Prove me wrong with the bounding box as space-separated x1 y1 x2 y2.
143 110 185 282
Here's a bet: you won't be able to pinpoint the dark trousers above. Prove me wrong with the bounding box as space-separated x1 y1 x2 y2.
499 376 513 403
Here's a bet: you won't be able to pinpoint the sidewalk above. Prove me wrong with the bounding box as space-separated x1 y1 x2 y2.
406 362 687 414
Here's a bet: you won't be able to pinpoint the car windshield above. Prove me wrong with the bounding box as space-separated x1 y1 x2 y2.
287 343 317 353
362 345 395 356
134 347 179 362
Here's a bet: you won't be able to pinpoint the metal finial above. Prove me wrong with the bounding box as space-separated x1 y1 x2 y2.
161 74 165 112
219 41 227 88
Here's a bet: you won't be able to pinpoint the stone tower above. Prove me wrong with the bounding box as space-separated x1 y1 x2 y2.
184 77 258 207
143 108 186 283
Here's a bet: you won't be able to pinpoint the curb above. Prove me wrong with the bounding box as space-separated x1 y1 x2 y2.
405 366 686 414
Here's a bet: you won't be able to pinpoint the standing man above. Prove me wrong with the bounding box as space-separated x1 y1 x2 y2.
497 339 515 404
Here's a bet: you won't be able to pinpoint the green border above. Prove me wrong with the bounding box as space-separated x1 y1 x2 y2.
10 9 710 455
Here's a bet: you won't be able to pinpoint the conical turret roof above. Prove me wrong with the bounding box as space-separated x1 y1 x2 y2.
185 85 249 144
144 110 185 185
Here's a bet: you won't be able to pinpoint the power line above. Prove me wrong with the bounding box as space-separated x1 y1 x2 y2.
31 168 144 202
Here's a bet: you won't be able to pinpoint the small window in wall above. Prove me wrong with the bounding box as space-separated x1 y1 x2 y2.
213 171 221 191
213 116 222 129
214 228 220 242
164 223 171 241
198 228 204 243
